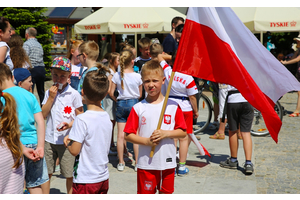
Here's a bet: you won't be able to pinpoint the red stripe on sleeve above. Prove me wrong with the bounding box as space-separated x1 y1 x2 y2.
174 106 187 131
124 108 139 135
186 80 196 89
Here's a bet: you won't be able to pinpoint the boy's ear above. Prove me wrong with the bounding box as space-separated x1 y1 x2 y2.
162 76 166 84
18 81 22 87
68 72 72 78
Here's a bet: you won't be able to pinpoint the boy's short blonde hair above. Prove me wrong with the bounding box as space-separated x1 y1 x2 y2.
141 60 164 78
138 37 151 49
150 43 163 59
78 41 99 61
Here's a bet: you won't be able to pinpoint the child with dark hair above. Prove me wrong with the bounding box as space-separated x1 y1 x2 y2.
0 17 13 70
64 66 112 194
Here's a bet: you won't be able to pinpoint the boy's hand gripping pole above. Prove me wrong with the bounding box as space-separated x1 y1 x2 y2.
150 71 175 157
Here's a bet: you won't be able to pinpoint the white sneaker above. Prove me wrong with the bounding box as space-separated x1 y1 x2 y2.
117 163 125 171
135 165 137 172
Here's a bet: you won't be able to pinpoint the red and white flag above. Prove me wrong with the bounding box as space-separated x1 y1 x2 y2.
173 7 300 143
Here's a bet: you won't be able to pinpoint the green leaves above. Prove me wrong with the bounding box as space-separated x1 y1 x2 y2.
0 7 53 70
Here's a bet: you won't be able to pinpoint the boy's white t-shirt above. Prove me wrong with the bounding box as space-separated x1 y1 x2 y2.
124 98 186 170
42 84 83 145
227 85 247 103
160 60 198 111
69 110 112 184
111 72 142 100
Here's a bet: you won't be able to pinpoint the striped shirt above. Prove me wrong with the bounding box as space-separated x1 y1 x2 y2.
23 38 45 67
0 139 25 194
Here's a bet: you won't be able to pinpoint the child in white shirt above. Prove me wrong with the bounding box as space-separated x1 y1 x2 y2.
42 57 83 194
64 66 112 194
109 49 143 172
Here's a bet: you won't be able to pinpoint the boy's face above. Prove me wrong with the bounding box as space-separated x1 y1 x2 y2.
139 46 150 59
142 70 165 97
51 68 71 86
77 50 86 66
72 48 81 65
19 76 33 92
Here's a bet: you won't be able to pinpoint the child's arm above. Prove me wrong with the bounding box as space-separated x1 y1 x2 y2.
42 85 58 119
157 53 172 63
34 111 46 159
57 107 83 132
108 82 117 102
150 128 186 144
189 94 199 119
22 144 40 161
0 46 8 63
63 135 82 156
125 133 156 146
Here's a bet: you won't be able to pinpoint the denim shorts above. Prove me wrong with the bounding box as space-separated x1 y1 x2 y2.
24 144 49 188
116 99 138 123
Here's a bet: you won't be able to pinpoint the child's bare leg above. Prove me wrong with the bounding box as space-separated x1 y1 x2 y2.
41 180 50 194
117 122 126 164
178 135 189 164
228 130 238 158
241 132 252 161
27 186 43 194
66 177 73 194
41 174 51 194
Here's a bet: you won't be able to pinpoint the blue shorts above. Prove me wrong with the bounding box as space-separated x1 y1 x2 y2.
24 144 49 188
116 99 138 123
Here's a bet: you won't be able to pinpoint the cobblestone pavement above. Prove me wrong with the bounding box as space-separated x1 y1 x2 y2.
37 81 300 194
253 92 300 194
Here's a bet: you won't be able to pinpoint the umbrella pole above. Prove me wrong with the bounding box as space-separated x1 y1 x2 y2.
135 32 137 50
150 71 175 157
260 31 263 44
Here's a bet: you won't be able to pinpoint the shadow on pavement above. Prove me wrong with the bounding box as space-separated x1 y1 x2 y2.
50 188 65 194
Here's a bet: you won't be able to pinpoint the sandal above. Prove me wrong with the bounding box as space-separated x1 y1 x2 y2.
289 112 300 117
209 132 225 140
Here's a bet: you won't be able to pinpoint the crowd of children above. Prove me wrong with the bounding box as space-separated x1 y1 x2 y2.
1 15 255 193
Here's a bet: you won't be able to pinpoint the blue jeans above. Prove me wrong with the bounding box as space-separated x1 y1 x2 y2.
24 144 49 188
116 99 138 122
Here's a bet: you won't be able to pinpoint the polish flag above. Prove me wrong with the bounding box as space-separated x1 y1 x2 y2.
173 7 300 143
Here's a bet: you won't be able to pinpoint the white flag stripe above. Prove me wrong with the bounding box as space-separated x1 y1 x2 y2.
188 7 300 103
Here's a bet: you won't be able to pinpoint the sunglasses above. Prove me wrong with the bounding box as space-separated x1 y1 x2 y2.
76 53 84 59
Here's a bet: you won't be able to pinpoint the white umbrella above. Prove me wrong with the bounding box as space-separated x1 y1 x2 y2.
232 7 300 42
74 7 186 49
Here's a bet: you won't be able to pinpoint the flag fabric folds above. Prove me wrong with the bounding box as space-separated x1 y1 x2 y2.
173 7 300 143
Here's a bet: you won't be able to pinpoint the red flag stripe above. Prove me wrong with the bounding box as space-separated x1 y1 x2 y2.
173 18 281 143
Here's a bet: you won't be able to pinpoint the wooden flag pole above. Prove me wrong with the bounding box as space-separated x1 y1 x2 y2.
150 71 175 157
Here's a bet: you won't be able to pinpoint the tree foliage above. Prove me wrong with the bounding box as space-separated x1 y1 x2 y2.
0 7 54 69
